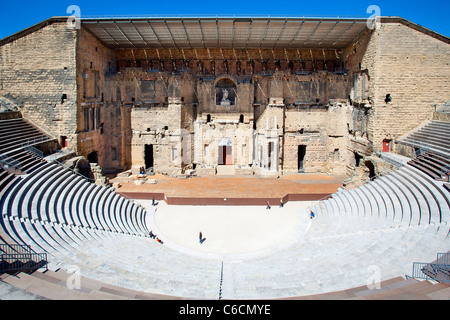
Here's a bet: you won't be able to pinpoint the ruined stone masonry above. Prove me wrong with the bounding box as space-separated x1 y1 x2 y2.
0 16 448 178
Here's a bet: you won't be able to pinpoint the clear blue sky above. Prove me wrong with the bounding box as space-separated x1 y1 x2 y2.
0 0 449 40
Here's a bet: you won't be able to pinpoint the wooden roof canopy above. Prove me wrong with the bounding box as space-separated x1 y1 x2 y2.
81 17 370 49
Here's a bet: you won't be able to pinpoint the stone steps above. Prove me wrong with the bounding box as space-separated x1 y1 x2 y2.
398 120 450 157
1 150 449 299
312 164 450 228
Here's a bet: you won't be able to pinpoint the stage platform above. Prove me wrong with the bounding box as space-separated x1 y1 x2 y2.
111 173 346 205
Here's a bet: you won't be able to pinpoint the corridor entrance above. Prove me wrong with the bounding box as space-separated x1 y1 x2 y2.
298 145 306 172
145 144 154 169
219 145 232 165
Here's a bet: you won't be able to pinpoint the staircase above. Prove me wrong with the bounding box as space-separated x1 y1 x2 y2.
397 120 450 158
0 268 179 300
0 244 47 274
410 253 450 283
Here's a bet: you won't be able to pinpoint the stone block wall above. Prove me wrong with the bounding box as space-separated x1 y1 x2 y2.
0 20 77 147
3 18 447 178
76 27 126 173
345 22 450 154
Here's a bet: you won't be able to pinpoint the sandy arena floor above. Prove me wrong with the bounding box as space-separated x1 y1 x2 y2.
118 174 343 259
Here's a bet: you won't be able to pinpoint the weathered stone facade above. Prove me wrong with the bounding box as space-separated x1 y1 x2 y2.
0 18 78 149
0 17 448 177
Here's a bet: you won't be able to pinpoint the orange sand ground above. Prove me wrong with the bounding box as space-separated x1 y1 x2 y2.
111 173 346 199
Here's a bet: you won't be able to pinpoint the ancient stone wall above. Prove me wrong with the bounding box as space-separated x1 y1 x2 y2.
0 21 77 147
115 48 344 75
345 23 450 154
282 104 349 174
76 27 125 172
5 20 446 178
105 46 352 175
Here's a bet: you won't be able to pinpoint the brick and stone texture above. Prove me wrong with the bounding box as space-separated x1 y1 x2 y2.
345 22 450 154
1 18 448 178
0 20 77 148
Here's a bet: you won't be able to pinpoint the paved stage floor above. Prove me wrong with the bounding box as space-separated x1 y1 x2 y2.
113 173 345 200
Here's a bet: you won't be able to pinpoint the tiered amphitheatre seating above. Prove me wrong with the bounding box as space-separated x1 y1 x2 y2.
1 160 449 299
0 215 222 298
398 120 450 158
0 161 149 248
1 115 449 300
1 269 448 300
296 276 450 300
0 167 14 194
0 118 152 280
0 268 182 300
226 220 449 298
310 164 449 228
408 151 450 182
0 117 55 157
1 159 449 299
0 117 54 175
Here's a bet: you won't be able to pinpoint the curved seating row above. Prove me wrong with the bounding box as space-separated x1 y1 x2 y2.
0 117 55 156
310 164 450 229
398 120 450 158
1 159 449 299
408 151 450 182
0 160 149 259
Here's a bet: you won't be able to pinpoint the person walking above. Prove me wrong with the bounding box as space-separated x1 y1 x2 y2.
280 199 284 208
266 201 271 209
199 231 203 243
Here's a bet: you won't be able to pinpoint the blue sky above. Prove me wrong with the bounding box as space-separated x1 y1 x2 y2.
0 0 449 39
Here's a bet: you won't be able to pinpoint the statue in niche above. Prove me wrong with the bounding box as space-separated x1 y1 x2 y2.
221 89 230 105
222 89 229 100
215 78 236 106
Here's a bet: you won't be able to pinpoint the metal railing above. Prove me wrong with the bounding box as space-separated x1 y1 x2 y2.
0 153 22 171
1 244 33 255
22 144 44 158
21 136 55 149
0 244 48 274
410 253 450 283
437 253 450 265
441 164 450 181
